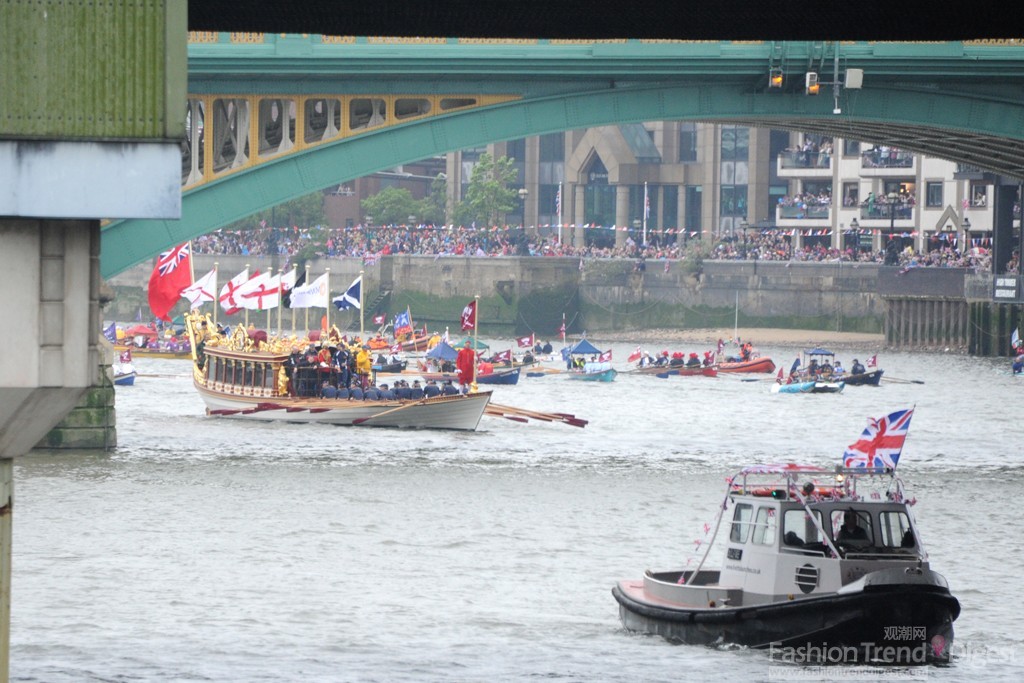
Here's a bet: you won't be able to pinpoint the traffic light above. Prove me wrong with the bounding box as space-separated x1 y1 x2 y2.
805 72 820 95
769 68 783 88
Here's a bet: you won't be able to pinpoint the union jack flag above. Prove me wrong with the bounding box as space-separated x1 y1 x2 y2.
157 243 190 276
843 408 915 471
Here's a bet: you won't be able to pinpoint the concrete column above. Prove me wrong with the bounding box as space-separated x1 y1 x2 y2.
615 185 630 248
0 458 10 678
574 184 586 247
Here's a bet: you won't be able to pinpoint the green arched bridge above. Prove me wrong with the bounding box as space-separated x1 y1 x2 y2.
100 35 1024 277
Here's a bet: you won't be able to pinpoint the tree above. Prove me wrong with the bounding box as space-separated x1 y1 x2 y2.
361 187 428 225
451 152 519 227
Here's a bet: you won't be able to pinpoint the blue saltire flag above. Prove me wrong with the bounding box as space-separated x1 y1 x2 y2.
332 275 362 311
394 310 413 335
102 321 117 343
843 408 915 471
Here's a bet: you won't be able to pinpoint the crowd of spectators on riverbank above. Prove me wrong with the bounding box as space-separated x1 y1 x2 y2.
191 224 1000 273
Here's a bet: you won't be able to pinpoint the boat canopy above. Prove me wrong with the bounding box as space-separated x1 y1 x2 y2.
426 340 458 361
457 337 489 350
566 339 601 355
805 348 835 356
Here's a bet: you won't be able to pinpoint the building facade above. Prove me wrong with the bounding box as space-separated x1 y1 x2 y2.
438 123 1016 261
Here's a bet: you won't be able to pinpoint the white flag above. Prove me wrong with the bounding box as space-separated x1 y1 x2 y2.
289 273 329 309
219 268 249 313
236 271 280 311
279 267 297 293
332 275 362 311
180 268 217 309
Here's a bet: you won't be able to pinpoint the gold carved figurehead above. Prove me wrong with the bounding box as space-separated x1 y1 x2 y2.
277 364 289 395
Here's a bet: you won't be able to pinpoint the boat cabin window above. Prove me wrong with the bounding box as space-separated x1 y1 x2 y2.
878 510 915 548
783 508 826 547
730 503 753 543
831 509 874 545
750 506 777 545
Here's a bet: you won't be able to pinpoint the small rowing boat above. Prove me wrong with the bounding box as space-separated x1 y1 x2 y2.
419 366 521 386
770 379 844 394
714 356 775 373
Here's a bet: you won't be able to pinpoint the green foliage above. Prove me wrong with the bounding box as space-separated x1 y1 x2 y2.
451 152 519 227
361 186 433 225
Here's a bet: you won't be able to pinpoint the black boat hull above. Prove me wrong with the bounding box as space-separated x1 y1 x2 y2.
612 582 959 663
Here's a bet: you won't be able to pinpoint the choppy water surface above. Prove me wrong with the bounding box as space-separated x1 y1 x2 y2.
11 342 1024 681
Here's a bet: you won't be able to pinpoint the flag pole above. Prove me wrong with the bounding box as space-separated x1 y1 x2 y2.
557 181 563 245
472 294 479 392
302 263 309 335
266 267 273 332
277 267 283 337
213 261 219 327
642 181 648 246
325 267 331 334
359 269 365 339
244 262 250 330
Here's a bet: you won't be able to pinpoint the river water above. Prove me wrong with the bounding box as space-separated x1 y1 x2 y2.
10 341 1024 681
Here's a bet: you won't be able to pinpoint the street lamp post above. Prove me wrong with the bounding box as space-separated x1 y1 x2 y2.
517 188 528 228
850 217 860 253
962 216 971 253
739 219 749 258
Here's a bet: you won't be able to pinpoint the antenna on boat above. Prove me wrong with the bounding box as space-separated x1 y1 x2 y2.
212 261 219 327
359 269 365 339
734 290 739 344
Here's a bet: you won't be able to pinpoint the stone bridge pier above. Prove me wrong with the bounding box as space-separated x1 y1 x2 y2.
0 219 100 672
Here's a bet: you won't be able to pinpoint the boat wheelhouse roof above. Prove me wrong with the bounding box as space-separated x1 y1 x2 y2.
729 463 907 503
804 348 835 356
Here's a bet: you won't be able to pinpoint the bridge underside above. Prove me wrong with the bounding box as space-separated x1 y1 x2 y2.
101 82 1024 277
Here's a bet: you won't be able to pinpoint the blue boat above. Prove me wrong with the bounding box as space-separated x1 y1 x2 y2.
771 380 844 394
568 367 617 382
418 366 521 386
113 369 136 386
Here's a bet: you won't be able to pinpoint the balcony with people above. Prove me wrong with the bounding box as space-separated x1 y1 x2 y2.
857 191 915 229
777 137 833 178
860 145 915 176
775 192 832 227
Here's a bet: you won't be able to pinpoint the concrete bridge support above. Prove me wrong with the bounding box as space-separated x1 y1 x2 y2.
0 219 100 676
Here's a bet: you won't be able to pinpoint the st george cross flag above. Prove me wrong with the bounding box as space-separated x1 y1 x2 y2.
373 313 386 326
332 275 362 311
866 354 878 368
842 408 915 471
516 333 535 349
236 271 279 311
147 243 192 321
599 349 613 363
289 273 329 309
460 299 477 331
219 267 249 315
627 345 643 363
181 268 217 309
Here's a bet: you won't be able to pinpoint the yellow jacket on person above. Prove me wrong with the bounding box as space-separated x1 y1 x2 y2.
356 348 372 374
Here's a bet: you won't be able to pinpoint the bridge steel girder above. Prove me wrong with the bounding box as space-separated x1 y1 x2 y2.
101 81 1024 277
